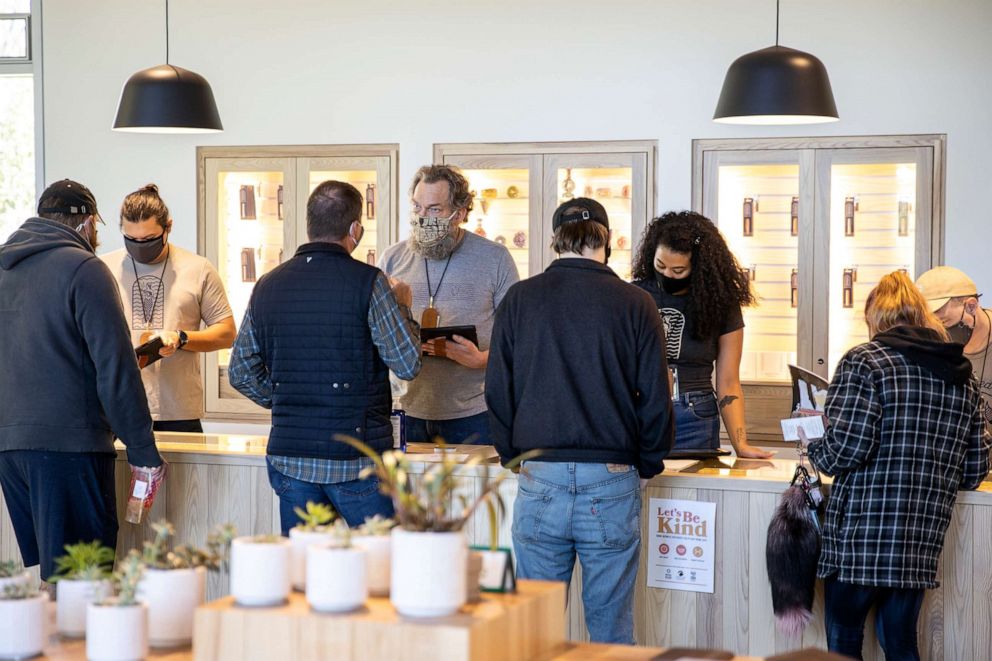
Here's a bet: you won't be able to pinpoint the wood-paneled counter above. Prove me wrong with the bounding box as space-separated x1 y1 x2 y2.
2 434 990 660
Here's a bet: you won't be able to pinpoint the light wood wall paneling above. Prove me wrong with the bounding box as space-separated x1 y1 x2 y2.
973 503 992 658
944 504 973 661
746 491 778 657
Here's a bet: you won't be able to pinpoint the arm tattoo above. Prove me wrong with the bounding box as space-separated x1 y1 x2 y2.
734 428 747 445
718 395 739 410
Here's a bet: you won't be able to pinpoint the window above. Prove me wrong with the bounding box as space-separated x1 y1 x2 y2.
1 0 38 243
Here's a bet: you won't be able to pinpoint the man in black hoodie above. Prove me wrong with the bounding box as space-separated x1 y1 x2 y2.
486 198 674 644
0 180 164 581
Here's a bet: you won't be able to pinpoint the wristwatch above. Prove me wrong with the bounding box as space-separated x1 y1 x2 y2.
177 329 189 349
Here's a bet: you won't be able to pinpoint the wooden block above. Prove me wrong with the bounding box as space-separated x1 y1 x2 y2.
193 579 565 661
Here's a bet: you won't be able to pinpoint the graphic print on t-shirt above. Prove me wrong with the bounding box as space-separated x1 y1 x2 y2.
660 307 685 360
131 275 165 330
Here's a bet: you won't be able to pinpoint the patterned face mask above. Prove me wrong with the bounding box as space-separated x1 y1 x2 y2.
410 209 458 247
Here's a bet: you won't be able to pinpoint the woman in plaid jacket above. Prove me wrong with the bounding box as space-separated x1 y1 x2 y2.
808 271 990 661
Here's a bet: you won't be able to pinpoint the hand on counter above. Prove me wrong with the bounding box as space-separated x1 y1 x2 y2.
734 443 775 459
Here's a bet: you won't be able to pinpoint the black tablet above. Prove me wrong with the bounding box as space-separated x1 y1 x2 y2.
420 325 479 347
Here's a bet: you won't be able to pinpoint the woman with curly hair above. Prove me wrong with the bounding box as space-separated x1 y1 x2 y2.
632 211 771 458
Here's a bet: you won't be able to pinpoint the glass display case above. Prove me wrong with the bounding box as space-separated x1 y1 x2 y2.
198 146 399 420
693 136 944 441
434 142 655 282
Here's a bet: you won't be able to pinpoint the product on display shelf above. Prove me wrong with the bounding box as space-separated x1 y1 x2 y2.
474 219 487 238
241 247 257 282
366 249 376 266
495 235 506 246
506 186 520 199
366 183 376 220
844 196 857 237
513 231 526 248
481 188 498 199
277 185 285 220
898 201 910 236
743 197 754 237
239 185 256 220
595 187 611 198
562 169 575 200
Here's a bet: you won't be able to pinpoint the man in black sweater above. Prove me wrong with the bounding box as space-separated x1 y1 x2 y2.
0 180 164 581
486 198 674 644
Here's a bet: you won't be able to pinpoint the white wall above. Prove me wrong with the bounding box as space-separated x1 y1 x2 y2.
41 0 992 289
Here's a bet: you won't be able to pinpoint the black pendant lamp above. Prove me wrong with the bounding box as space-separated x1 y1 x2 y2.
714 0 838 125
113 0 223 133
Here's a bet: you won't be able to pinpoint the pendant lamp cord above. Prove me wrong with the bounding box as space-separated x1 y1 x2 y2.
165 0 170 64
776 0 779 46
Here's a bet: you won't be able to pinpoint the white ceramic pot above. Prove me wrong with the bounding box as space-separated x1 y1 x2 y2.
137 566 206 647
0 593 47 659
351 534 391 597
390 528 467 617
305 544 368 613
86 601 148 661
288 527 333 591
230 537 291 607
56 578 111 638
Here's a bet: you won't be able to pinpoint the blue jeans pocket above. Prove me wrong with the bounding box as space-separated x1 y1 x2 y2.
590 488 640 549
512 486 552 543
336 477 380 498
686 392 719 420
266 463 293 497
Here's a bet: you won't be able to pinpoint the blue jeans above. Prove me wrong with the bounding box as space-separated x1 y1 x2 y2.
511 461 640 644
673 391 721 450
824 576 925 661
406 411 492 445
266 463 394 535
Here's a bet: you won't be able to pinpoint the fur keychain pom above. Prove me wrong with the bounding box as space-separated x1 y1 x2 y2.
766 485 821 637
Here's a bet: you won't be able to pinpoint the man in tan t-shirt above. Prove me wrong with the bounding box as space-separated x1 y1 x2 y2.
101 184 235 432
917 266 992 427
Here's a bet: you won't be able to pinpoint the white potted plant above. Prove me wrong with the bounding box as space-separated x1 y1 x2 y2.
305 520 368 613
50 540 115 638
339 437 535 618
0 560 31 594
352 515 395 597
289 502 335 591
87 551 149 661
136 520 236 648
0 564 47 660
230 534 291 607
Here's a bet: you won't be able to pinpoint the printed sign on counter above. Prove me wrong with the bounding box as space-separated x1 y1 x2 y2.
646 498 716 593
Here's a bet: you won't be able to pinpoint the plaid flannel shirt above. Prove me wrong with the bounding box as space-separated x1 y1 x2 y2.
809 340 990 589
229 272 419 484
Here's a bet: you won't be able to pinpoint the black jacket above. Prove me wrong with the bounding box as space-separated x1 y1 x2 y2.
0 218 160 466
486 258 674 478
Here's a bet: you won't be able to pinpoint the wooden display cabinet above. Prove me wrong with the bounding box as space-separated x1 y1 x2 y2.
433 141 657 281
692 135 945 442
197 145 399 421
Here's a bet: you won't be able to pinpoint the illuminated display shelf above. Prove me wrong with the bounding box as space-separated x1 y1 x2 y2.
197 145 399 421
693 135 945 442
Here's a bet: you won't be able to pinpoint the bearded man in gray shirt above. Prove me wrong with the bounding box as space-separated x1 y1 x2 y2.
379 165 519 445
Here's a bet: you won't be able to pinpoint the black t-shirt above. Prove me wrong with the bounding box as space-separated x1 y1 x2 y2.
633 279 745 393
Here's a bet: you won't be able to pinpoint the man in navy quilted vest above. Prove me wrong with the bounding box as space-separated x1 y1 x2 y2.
229 180 421 533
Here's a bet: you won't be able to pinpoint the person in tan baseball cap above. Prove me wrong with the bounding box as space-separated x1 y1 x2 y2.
916 266 992 426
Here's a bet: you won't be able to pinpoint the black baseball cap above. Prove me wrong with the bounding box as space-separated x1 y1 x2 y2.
37 179 99 216
552 197 609 230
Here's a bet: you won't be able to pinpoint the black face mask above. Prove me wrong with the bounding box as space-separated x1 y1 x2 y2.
658 271 693 295
946 306 976 345
125 233 166 264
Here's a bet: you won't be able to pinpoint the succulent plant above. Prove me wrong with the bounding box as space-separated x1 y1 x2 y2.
140 520 236 571
336 435 538 533
356 514 395 537
50 540 115 582
105 551 145 607
0 560 22 578
327 519 353 548
293 501 335 532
